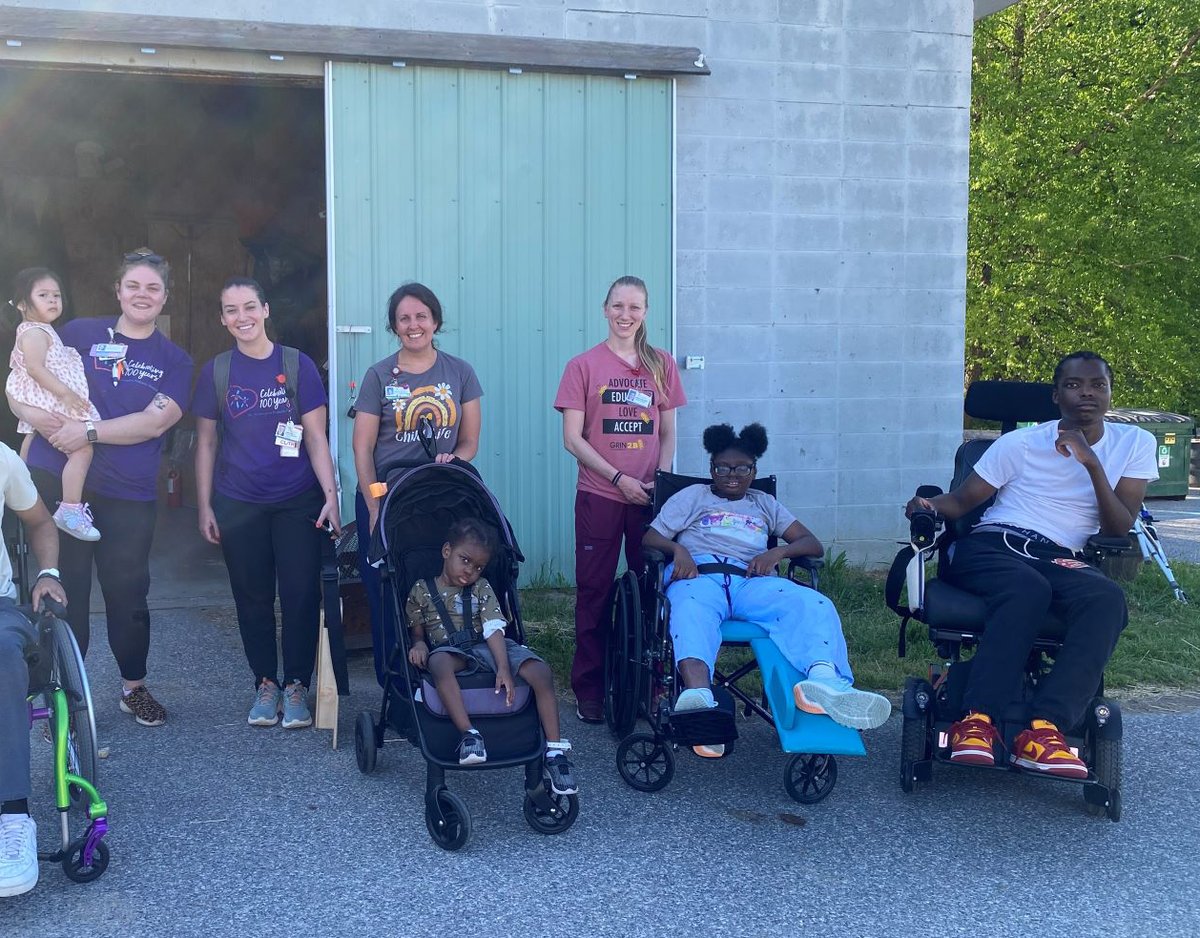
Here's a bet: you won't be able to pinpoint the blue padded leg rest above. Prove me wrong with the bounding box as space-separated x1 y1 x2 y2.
719 619 866 757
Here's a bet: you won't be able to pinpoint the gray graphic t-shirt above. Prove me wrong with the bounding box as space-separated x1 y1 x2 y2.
358 351 483 471
650 484 797 567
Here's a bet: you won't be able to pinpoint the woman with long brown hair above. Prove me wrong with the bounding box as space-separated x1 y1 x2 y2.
554 276 686 722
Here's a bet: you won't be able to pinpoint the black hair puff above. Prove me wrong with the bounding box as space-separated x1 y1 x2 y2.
702 423 768 460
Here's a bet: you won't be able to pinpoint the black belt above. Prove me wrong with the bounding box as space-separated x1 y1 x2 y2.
695 563 748 577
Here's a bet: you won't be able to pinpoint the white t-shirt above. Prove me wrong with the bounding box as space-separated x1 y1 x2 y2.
972 420 1158 551
0 443 39 599
650 484 798 566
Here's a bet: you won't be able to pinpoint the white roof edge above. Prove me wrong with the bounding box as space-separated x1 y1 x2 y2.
975 0 1021 20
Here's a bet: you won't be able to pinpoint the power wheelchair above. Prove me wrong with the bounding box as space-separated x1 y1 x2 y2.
604 470 870 805
886 381 1130 821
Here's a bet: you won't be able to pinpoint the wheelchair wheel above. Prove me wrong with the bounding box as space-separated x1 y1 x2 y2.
425 788 471 851
900 714 932 793
50 619 97 793
62 837 109 884
1086 736 1121 821
354 711 379 775
523 788 580 835
785 753 838 804
616 733 675 792
604 571 643 740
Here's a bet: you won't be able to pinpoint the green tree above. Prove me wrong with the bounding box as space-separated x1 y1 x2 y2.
969 1 1200 416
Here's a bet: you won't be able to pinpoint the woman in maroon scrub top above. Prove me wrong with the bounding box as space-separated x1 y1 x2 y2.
554 276 686 723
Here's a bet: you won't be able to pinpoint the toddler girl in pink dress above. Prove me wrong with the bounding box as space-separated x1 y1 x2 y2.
6 268 100 540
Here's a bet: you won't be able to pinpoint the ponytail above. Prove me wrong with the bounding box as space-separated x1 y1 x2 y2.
605 275 668 399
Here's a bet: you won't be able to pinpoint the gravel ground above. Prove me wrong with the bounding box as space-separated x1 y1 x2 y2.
9 597 1200 938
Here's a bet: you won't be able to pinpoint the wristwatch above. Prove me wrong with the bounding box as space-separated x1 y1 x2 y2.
84 419 98 443
37 568 60 580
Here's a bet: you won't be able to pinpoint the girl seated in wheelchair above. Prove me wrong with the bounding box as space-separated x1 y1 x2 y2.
642 423 890 741
404 519 577 794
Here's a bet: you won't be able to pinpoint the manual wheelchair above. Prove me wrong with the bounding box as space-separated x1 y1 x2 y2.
604 470 872 805
21 598 111 881
886 381 1130 821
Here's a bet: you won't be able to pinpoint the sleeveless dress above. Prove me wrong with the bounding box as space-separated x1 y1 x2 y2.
6 321 100 433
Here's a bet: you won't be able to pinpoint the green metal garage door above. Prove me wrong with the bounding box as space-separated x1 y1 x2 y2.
326 62 672 584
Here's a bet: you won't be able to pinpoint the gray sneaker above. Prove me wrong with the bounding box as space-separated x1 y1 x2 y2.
281 681 312 730
248 680 282 727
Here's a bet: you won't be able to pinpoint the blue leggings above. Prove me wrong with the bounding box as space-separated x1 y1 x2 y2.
666 554 852 682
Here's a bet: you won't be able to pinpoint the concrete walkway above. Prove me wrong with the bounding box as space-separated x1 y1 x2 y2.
11 592 1200 937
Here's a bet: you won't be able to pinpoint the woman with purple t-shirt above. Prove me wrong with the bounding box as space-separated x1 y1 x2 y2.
193 278 341 731
351 282 483 680
554 275 686 723
9 248 192 728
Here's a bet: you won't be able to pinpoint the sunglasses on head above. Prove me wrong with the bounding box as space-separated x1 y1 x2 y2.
123 250 166 265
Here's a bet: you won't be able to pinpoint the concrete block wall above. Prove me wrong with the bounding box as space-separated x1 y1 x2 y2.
12 0 974 563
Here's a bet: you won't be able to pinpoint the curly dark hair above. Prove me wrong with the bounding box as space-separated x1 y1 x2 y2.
702 423 769 461
445 518 498 556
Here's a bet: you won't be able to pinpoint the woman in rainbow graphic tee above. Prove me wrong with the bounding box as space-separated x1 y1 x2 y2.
352 282 483 680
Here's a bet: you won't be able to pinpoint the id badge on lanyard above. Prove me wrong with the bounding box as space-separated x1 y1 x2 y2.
90 327 128 387
275 420 303 458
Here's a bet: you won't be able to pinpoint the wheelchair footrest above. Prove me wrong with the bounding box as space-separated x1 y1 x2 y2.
668 706 739 746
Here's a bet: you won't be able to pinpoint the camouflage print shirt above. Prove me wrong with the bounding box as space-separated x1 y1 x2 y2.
405 575 506 649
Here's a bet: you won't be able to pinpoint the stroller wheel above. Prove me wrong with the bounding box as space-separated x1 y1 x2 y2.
354 711 379 775
616 733 675 793
523 789 580 835
425 789 471 851
784 753 838 805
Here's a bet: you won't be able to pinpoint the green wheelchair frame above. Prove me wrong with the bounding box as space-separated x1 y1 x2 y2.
25 602 110 883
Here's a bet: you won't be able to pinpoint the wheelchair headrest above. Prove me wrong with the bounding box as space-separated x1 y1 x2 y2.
964 381 1059 432
653 470 777 516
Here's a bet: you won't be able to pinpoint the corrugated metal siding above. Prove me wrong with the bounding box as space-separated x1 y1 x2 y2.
329 63 672 584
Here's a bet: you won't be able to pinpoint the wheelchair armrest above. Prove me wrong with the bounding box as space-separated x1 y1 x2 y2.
1085 534 1135 556
643 546 667 567
786 555 823 591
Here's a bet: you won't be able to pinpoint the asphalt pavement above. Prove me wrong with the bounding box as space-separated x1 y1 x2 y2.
10 594 1200 938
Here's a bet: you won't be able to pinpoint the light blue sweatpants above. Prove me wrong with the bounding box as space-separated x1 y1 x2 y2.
665 554 852 682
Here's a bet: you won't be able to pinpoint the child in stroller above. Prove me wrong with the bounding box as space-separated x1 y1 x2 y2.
405 518 578 795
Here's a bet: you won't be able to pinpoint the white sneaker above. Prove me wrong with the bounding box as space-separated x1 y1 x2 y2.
792 674 892 730
0 814 38 898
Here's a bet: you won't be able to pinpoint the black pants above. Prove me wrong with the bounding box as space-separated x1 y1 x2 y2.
945 532 1127 730
213 486 323 690
32 468 157 682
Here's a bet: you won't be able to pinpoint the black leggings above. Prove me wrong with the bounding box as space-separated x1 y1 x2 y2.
213 486 324 689
32 468 157 682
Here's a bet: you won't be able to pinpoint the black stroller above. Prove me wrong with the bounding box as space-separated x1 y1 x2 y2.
352 460 579 850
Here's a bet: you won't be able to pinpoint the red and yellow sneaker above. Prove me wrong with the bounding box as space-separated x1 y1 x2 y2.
948 712 999 766
1011 720 1089 778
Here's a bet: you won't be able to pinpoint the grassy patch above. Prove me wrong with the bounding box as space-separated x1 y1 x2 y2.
518 560 1200 697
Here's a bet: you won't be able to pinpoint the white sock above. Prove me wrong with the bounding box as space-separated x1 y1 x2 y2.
677 687 716 709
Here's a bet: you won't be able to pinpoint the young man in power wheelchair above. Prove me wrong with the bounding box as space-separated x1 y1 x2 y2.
0 442 106 896
894 352 1156 820
607 423 890 803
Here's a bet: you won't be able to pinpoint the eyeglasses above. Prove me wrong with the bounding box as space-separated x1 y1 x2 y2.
712 464 754 478
123 250 166 265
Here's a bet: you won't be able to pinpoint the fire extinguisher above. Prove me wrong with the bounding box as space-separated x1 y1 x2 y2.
166 468 183 509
